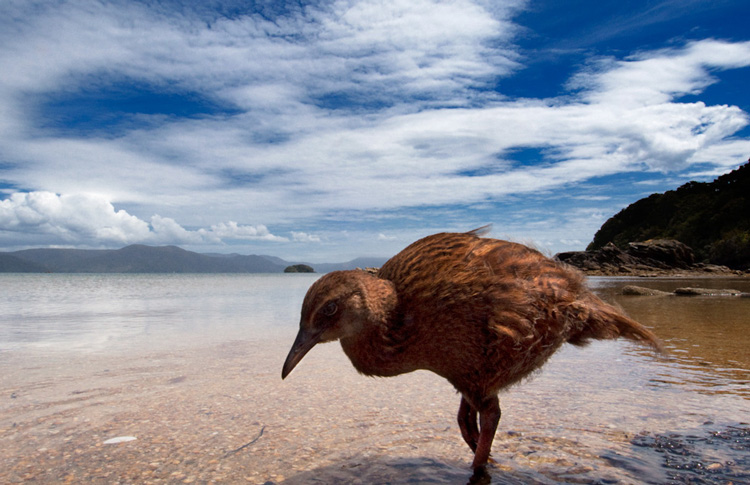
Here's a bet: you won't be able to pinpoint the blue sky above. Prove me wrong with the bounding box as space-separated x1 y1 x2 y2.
1 0 749 262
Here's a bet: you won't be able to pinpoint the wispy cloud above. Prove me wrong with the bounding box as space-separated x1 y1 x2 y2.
292 231 321 243
0 1 748 259
378 233 397 241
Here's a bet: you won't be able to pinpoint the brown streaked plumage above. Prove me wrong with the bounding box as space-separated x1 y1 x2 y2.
282 227 662 469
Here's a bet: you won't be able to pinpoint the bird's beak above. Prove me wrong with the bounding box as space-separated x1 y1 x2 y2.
282 327 322 379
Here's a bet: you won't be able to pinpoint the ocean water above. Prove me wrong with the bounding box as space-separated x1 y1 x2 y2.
0 273 317 353
0 274 748 484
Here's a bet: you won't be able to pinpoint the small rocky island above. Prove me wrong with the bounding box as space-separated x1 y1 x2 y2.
284 264 315 273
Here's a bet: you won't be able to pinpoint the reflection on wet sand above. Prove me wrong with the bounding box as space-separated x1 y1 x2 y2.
598 278 750 399
0 276 748 483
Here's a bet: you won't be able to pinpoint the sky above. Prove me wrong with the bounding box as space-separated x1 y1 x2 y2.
1 0 749 263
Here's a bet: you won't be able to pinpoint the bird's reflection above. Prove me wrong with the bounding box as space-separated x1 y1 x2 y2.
468 466 493 484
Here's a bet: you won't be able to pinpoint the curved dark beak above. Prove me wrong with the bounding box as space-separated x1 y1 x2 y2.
281 327 322 379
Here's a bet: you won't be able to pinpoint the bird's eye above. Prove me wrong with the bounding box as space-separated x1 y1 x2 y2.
321 301 338 316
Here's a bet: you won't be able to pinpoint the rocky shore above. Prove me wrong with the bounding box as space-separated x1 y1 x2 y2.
622 285 749 297
555 239 748 277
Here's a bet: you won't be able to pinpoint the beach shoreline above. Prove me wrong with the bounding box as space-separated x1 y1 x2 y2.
2 274 749 483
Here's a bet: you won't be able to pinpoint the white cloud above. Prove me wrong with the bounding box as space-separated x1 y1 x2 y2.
291 231 321 243
0 0 526 221
0 0 518 112
312 0 521 98
0 192 150 244
210 221 288 242
149 215 206 245
0 191 289 248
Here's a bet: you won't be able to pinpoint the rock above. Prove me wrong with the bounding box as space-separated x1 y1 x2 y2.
103 436 137 444
626 240 695 269
555 239 745 276
622 285 672 296
674 287 744 296
556 243 639 275
692 263 736 274
623 285 748 297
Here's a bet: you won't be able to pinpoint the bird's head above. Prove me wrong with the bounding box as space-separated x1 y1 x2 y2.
282 270 395 379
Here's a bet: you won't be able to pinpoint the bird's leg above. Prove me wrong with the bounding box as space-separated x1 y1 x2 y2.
471 396 501 469
457 396 479 452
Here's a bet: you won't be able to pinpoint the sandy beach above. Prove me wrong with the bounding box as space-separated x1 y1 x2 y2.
3 337 748 484
1 338 473 483
1 275 749 483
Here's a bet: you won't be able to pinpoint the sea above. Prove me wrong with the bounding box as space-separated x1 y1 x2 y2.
0 274 748 483
0 273 314 353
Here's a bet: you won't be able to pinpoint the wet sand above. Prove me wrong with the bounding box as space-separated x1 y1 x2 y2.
1 276 749 484
2 338 748 484
1 337 470 483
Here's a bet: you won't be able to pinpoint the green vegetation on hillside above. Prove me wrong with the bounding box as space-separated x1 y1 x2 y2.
589 161 750 269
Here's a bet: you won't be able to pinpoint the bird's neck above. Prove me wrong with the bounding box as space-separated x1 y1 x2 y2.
337 274 422 377
339 312 418 377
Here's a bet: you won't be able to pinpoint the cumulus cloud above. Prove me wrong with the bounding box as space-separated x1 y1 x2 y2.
0 192 150 244
149 215 206 245
0 192 288 247
209 221 288 242
291 231 321 243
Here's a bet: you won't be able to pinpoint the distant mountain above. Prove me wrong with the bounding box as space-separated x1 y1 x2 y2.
3 245 286 273
257 255 293 266
312 257 389 273
0 245 390 274
0 253 49 272
11 247 103 270
589 161 750 269
200 253 387 272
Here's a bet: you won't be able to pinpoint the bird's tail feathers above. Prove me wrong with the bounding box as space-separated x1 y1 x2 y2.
466 225 492 237
567 297 664 353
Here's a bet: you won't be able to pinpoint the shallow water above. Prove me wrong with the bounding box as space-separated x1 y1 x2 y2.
0 273 311 352
0 274 748 484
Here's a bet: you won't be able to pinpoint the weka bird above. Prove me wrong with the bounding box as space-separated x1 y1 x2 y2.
282 227 662 469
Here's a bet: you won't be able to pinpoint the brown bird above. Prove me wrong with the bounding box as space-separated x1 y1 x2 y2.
282 227 662 469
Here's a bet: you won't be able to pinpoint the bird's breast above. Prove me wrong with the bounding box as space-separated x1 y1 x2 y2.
339 329 423 378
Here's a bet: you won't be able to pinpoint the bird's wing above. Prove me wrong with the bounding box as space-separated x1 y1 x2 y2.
467 237 662 351
379 232 545 328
